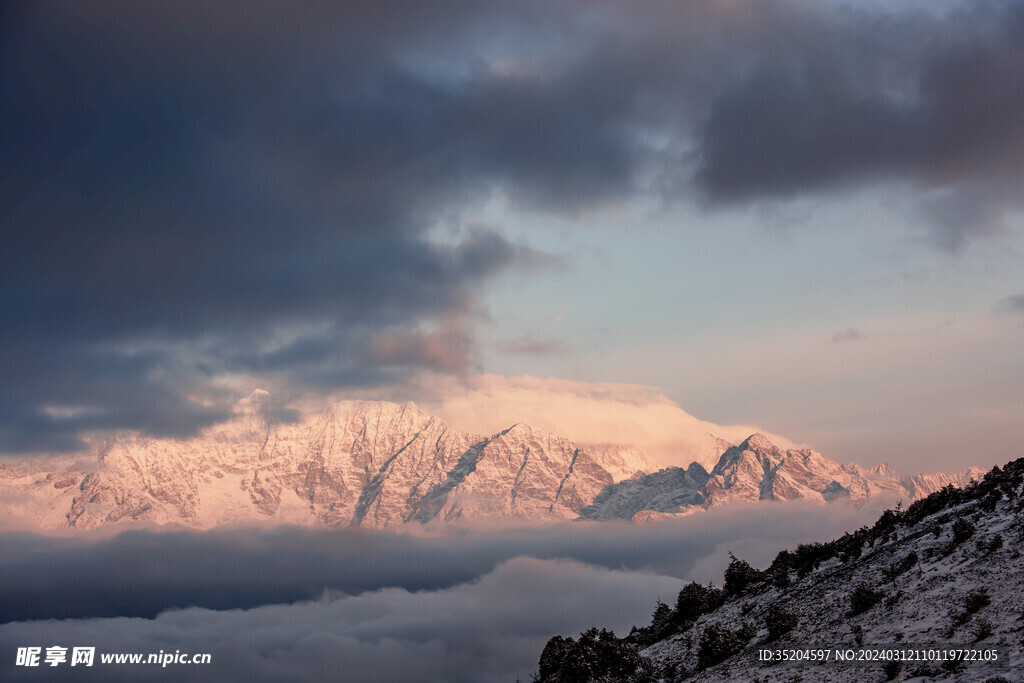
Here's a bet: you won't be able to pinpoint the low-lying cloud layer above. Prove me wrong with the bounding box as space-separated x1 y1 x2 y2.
0 500 885 623
0 500 889 681
0 558 678 683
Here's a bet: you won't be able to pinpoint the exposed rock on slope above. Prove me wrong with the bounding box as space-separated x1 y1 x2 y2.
580 464 712 521
0 397 643 529
583 434 983 522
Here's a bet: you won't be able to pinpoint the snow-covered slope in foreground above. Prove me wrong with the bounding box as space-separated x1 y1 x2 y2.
539 458 1024 682
0 393 982 530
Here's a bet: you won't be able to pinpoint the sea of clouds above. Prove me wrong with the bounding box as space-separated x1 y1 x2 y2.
0 500 889 681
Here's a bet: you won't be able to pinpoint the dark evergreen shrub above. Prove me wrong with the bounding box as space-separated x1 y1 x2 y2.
772 567 791 589
962 587 990 613
792 542 834 577
627 600 678 647
902 485 961 527
950 587 991 631
766 603 798 641
674 582 724 625
724 553 760 596
837 529 867 562
539 635 573 680
977 534 1003 553
871 508 902 538
538 628 653 683
952 518 975 544
884 551 918 584
697 623 755 670
767 550 792 588
849 583 883 615
981 490 1002 512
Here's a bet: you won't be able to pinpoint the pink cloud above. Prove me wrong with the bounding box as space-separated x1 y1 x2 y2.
411 374 802 470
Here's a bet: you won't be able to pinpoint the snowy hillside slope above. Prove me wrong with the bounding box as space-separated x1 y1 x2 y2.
539 458 1024 682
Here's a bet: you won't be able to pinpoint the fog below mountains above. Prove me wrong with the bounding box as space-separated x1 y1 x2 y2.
0 500 889 681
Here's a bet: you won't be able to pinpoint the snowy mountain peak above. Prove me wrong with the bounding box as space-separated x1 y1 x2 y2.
328 399 438 432
710 436 778 478
738 433 778 453
234 388 271 414
605 434 982 521
0 398 986 530
864 462 903 478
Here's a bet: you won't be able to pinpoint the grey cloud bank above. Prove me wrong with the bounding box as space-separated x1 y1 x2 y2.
0 500 887 681
0 500 883 622
0 558 678 683
3 0 1023 453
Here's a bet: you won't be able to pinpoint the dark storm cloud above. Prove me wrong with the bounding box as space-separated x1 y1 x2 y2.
693 1 1024 249
1 1 603 452
4 0 1022 452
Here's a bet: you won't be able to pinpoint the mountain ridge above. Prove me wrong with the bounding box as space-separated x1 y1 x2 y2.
0 395 984 530
583 434 983 522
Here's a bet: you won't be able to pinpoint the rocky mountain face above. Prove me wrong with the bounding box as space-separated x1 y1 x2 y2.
0 394 657 530
583 434 983 522
0 394 982 530
539 458 1024 682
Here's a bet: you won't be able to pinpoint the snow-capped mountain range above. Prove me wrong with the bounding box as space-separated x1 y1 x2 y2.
584 433 983 523
0 392 984 530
